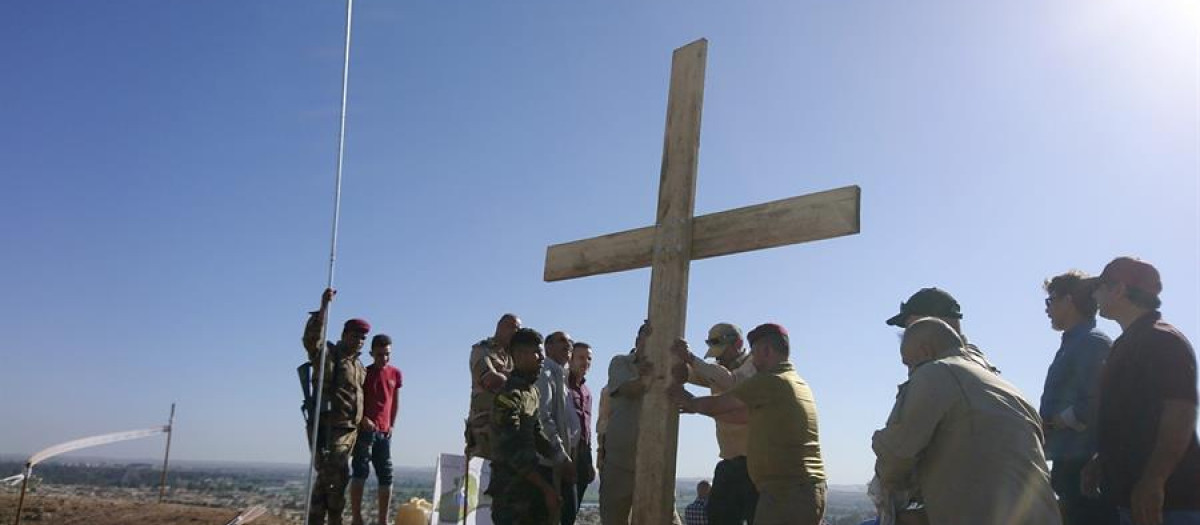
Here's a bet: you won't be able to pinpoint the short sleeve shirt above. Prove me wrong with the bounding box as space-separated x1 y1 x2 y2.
1097 312 1200 509
689 354 756 459
469 338 513 428
603 352 641 470
363 364 402 433
730 361 825 485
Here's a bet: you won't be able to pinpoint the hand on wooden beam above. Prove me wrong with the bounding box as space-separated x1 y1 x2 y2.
669 385 696 413
670 338 697 365
670 361 690 386
634 355 655 379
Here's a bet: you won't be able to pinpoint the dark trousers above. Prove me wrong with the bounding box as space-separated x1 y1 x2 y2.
493 466 552 525
565 447 593 525
707 456 758 525
1052 458 1117 525
559 476 578 525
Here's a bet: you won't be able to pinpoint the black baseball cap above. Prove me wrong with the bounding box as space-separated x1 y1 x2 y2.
885 287 963 327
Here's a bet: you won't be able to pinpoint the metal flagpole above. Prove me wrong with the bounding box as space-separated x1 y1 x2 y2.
302 0 355 524
158 403 176 503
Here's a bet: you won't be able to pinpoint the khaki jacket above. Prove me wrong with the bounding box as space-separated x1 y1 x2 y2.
468 338 513 430
873 352 1060 525
303 312 365 429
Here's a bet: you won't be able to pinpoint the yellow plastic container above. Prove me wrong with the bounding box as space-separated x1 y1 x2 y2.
394 497 433 525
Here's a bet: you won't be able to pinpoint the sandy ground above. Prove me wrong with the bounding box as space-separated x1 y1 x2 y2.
0 493 607 524
0 493 290 525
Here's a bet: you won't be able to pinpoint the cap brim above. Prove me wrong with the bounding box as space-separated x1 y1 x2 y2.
704 344 724 359
885 312 907 327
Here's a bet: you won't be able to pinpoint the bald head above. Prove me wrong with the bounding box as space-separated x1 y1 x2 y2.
495 313 521 348
900 317 964 368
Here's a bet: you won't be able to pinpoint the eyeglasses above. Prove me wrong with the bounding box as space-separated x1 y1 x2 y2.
706 334 735 346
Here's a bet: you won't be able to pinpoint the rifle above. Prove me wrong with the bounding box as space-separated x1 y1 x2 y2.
297 362 318 449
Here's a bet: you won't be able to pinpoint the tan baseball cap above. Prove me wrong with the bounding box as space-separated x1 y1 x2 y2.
704 323 743 359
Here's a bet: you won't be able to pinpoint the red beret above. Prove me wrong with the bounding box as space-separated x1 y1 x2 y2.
747 323 788 345
343 318 371 334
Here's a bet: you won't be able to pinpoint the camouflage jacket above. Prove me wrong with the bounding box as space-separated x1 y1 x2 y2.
468 337 513 429
490 372 553 484
303 312 365 429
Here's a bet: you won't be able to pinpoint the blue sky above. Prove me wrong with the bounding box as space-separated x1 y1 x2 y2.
2 0 1197 485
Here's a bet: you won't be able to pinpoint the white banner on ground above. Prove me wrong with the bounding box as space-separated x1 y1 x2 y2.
27 426 170 467
224 505 268 525
429 453 492 525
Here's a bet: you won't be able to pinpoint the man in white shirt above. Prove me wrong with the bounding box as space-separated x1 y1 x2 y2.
537 331 580 523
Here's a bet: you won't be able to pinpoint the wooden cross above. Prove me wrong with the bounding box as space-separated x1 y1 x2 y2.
543 38 861 524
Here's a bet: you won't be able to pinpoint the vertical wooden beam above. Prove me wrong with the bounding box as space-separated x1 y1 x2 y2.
633 38 706 525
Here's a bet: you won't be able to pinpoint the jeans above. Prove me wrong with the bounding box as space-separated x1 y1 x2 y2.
559 473 578 525
1119 509 1200 525
350 430 393 486
566 447 593 525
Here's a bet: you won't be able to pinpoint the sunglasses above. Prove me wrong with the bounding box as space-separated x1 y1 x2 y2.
1041 294 1070 306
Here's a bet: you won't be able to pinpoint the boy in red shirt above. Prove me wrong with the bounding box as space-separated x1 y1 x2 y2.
350 334 403 525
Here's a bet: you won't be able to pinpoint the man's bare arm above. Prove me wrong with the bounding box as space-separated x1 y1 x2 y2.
679 391 747 423
1131 400 1198 525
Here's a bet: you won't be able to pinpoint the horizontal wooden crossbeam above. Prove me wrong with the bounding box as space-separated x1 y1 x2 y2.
544 185 861 282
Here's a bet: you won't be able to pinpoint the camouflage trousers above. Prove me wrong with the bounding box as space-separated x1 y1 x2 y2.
309 426 358 525
465 422 494 461
490 466 552 525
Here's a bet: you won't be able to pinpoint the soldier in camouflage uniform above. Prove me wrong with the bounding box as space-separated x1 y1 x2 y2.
466 313 521 460
303 288 369 525
487 328 561 525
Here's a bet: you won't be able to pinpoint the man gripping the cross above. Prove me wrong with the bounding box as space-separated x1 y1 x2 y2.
303 288 369 525
599 320 682 525
670 323 758 525
673 323 827 525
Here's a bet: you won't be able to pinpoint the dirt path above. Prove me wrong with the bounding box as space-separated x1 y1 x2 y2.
0 493 290 525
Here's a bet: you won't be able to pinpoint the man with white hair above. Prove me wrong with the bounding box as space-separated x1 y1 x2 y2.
873 317 1060 525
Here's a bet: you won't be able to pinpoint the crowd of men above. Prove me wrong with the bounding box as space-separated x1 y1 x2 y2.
868 257 1199 525
301 255 1198 525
